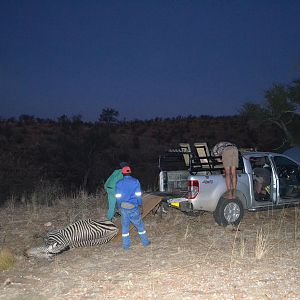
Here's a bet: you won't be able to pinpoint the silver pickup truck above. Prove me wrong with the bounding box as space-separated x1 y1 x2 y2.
158 146 300 226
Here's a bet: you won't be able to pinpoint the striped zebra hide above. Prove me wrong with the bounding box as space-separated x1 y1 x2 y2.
25 219 118 260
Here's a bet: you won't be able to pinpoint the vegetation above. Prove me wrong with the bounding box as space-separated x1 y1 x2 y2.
0 248 15 271
240 78 300 149
0 112 283 204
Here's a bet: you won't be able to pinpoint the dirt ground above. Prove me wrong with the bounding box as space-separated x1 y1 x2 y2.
0 194 300 300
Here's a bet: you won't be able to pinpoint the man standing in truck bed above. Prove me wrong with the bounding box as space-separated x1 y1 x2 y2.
212 141 239 199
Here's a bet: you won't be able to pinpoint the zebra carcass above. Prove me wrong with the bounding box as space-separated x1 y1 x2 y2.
25 219 118 260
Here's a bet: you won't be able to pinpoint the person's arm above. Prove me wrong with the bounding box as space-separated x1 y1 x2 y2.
111 170 123 188
211 144 222 163
134 180 143 213
105 170 122 190
104 173 113 190
115 182 122 209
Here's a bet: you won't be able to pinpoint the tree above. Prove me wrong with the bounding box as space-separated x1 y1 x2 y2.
18 114 36 124
98 108 119 127
240 79 300 149
289 79 300 104
57 114 70 125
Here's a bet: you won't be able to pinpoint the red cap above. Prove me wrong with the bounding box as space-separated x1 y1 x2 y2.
122 166 131 174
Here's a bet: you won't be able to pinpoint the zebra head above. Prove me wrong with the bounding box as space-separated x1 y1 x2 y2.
45 230 70 254
47 242 70 254
25 242 70 260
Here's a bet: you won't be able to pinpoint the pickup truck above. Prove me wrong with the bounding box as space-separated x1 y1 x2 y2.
158 143 300 226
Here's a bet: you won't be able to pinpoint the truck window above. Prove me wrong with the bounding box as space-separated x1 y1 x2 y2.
273 156 300 198
250 156 272 202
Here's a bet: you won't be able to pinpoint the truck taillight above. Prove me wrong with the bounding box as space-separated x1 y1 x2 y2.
187 180 199 199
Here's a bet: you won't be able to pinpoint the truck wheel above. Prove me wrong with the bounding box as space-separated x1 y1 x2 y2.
213 197 244 226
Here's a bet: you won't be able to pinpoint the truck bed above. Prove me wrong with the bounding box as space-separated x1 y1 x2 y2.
158 147 244 194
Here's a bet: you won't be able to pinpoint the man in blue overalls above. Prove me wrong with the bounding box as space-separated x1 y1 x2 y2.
115 166 151 250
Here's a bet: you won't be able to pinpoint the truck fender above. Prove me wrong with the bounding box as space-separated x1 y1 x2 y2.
216 190 247 209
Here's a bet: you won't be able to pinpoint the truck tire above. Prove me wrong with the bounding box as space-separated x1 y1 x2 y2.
213 197 244 226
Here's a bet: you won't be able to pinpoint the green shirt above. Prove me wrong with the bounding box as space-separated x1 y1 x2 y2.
104 169 123 192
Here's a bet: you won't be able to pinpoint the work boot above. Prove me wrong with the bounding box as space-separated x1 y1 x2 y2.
143 241 151 247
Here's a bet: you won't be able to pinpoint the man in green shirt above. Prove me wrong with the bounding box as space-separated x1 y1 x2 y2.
104 162 129 220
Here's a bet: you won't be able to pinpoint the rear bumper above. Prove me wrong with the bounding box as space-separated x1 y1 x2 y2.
167 198 193 212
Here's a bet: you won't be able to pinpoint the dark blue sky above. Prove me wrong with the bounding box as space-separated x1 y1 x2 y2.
1 1 300 121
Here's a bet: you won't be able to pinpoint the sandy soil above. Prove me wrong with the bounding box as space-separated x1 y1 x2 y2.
0 194 300 300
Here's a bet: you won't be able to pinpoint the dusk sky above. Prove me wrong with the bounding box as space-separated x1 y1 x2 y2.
1 1 300 121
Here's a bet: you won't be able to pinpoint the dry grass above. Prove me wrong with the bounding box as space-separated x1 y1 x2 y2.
239 232 246 259
294 206 299 245
255 227 269 260
0 248 15 271
228 204 300 264
0 192 300 299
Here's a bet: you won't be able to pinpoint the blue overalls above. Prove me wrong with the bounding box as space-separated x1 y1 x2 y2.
115 176 150 250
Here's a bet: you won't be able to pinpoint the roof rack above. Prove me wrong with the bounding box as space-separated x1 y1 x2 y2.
159 142 244 174
158 147 223 174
